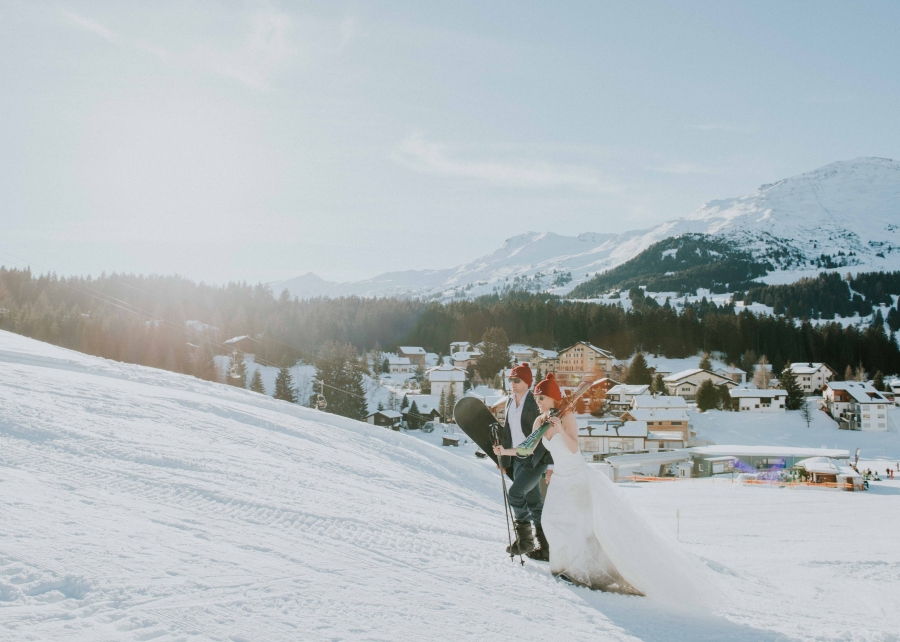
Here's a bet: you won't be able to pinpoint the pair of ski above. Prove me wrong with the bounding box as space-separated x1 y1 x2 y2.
454 378 603 564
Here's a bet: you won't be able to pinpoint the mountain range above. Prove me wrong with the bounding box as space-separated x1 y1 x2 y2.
277 157 900 300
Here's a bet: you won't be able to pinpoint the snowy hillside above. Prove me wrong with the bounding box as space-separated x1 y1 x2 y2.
3 330 900 640
277 158 900 300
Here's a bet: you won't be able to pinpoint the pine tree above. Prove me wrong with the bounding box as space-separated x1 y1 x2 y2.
311 342 368 420
377 401 385 411
401 394 409 410
446 385 457 422
274 367 298 403
407 401 421 429
625 352 652 385
718 384 733 411
874 370 885 392
249 369 266 394
698 352 712 371
872 309 885 328
476 327 511 381
695 379 719 411
652 373 668 395
438 388 447 421
887 306 900 332
780 366 804 410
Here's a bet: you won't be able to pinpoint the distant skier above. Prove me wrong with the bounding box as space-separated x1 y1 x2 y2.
494 363 553 561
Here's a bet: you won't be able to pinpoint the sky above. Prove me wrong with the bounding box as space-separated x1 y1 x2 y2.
2 1 899 284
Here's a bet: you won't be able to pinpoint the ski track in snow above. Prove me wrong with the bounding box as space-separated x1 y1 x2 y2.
1 330 899 641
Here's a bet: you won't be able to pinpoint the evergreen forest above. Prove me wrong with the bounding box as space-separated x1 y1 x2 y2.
1 267 899 386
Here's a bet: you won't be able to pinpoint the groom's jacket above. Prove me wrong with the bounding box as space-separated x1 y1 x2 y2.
500 390 553 470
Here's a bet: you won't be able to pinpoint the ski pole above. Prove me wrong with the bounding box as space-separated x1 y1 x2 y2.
492 424 521 565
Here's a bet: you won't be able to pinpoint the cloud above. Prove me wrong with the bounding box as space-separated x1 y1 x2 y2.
61 10 121 44
392 134 621 193
60 5 297 91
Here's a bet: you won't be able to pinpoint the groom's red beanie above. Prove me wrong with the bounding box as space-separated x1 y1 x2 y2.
508 363 533 387
534 372 562 402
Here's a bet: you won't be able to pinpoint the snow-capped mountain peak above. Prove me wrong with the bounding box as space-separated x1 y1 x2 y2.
277 158 900 300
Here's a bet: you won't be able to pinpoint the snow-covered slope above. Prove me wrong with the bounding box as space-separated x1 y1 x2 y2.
278 158 900 300
4 330 900 640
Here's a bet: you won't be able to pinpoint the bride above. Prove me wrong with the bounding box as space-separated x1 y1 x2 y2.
495 373 714 610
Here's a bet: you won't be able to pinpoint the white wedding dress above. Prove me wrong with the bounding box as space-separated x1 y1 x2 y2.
541 432 714 610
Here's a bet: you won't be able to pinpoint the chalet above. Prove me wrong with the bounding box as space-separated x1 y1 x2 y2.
620 408 690 441
825 381 891 431
451 350 481 369
427 365 466 400
662 369 737 399
528 347 559 372
387 356 415 375
788 362 837 394
366 410 402 429
401 395 443 423
605 384 650 412
450 341 473 354
728 388 787 412
398 347 427 368
509 344 536 364
713 365 747 384
556 342 615 386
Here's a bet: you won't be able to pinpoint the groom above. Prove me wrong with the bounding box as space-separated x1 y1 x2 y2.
499 363 553 561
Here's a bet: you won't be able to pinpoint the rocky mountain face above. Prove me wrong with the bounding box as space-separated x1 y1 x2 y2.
277 157 900 300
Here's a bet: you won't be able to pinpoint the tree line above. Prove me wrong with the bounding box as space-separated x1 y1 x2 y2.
2 266 898 399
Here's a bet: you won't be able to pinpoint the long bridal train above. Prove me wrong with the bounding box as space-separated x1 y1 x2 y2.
541 432 716 611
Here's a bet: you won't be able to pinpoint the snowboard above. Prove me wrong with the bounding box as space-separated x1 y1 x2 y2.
453 397 513 480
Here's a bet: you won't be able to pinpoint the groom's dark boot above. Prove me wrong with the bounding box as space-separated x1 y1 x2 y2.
507 520 535 555
526 525 549 561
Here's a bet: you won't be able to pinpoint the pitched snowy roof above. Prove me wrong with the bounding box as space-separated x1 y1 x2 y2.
224 335 251 345
398 346 426 355
714 365 745 375
367 410 403 419
631 395 688 409
452 351 481 360
789 362 836 375
826 381 888 403
403 394 440 413
530 347 559 359
663 368 732 384
607 384 650 396
387 356 411 365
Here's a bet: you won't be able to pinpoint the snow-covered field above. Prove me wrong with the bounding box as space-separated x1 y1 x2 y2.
2 330 900 641
691 400 900 461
